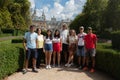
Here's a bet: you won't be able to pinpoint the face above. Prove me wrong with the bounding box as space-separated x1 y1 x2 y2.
47 30 51 36
55 30 59 35
37 29 41 35
88 29 92 33
71 30 75 36
80 28 84 33
62 25 66 30
30 26 35 32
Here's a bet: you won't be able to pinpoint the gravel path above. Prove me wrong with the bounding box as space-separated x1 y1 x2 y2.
0 36 23 41
6 66 114 80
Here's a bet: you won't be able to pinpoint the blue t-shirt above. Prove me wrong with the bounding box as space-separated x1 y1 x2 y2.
24 32 38 49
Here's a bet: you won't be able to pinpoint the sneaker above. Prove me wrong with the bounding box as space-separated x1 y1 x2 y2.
78 66 82 69
32 68 38 73
58 65 61 68
65 63 71 67
83 66 88 71
52 64 55 68
67 64 71 67
46 65 49 69
65 63 68 67
48 65 51 69
90 68 95 73
70 63 74 66
22 69 27 74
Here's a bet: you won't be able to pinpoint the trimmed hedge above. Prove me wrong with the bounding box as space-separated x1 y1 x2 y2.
1 29 14 34
96 43 120 80
11 39 23 43
0 41 24 79
111 31 120 50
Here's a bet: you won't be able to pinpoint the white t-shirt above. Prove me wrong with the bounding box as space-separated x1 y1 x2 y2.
60 29 69 44
69 35 78 45
53 37 61 43
44 36 52 44
77 32 87 46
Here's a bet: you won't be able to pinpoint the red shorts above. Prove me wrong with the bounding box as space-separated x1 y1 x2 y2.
53 43 61 52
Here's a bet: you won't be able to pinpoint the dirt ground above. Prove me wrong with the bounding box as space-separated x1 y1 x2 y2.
6 65 114 80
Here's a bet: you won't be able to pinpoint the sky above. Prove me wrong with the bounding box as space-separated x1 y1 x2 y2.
29 0 86 20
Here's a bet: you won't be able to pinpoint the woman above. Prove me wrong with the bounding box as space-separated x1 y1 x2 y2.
53 30 62 67
36 28 44 68
65 29 78 67
44 29 53 69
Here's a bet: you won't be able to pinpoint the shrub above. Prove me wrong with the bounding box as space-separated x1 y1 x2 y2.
0 41 24 79
96 43 120 80
1 28 14 34
11 39 23 43
111 31 120 50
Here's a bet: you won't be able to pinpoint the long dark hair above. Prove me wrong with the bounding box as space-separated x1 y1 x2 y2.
54 29 60 38
36 28 41 33
46 29 52 40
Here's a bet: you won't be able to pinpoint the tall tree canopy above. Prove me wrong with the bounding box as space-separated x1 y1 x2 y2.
0 0 31 31
69 0 108 33
102 0 120 31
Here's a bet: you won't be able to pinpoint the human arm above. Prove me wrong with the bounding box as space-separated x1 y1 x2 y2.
23 38 28 50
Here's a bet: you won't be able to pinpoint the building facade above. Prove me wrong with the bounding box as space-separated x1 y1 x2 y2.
31 9 72 31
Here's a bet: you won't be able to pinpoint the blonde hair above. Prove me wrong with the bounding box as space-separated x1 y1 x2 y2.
70 29 76 37
62 23 68 29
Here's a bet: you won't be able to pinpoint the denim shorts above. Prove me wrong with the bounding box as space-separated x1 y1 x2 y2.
44 43 53 52
77 46 85 56
86 48 96 57
26 48 38 60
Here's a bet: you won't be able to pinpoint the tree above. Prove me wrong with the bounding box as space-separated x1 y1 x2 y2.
0 0 31 33
102 0 120 31
69 0 108 33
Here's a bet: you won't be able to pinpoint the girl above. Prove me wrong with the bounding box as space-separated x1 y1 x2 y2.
44 29 53 69
36 28 45 68
65 29 78 67
53 30 62 67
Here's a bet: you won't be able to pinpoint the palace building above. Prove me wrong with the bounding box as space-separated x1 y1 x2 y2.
31 8 72 30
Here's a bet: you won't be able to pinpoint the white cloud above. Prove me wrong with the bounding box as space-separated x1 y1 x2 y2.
29 0 86 20
29 0 35 9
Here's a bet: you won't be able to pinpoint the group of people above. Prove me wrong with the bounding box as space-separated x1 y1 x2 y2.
22 23 97 74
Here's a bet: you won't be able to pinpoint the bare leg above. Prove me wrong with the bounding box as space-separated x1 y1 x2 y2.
78 56 81 66
57 52 61 65
82 56 86 67
32 58 37 69
48 51 52 65
24 59 28 70
86 56 89 67
91 57 95 68
45 51 48 65
53 51 56 65
67 51 73 64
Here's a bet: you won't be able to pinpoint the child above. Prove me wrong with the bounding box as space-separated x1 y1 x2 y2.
53 30 62 67
36 28 45 68
65 29 77 67
44 29 53 69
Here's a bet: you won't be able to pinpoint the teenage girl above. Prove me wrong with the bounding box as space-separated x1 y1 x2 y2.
44 30 53 69
53 29 62 67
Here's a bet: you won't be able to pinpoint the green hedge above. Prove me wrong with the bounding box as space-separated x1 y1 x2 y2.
11 39 23 43
96 43 120 80
1 29 14 34
0 41 24 79
111 31 120 50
